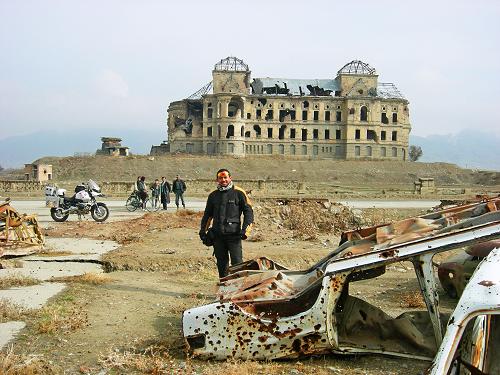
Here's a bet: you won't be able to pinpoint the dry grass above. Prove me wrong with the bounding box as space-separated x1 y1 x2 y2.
0 299 36 322
0 274 40 290
36 299 88 334
400 291 426 308
50 272 114 285
0 346 61 375
175 209 199 217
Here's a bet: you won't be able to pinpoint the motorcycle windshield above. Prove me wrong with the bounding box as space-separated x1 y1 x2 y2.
88 179 101 192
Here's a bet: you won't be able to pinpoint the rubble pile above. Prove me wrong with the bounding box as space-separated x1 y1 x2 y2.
253 199 362 240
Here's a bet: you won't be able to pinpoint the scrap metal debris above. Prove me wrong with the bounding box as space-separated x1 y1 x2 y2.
0 200 44 257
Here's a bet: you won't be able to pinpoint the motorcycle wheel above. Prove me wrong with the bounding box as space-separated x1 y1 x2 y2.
91 203 109 222
50 207 69 222
125 196 139 212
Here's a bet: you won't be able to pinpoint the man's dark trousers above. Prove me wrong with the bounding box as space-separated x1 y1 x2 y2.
213 235 242 278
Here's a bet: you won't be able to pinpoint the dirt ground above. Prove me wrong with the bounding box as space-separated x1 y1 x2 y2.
2 202 457 374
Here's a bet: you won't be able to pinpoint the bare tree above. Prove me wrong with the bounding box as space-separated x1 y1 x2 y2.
409 145 423 162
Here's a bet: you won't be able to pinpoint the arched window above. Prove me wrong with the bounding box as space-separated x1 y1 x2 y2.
226 125 234 138
290 144 296 155
267 144 273 154
279 144 284 154
366 145 372 156
302 145 307 155
360 106 368 121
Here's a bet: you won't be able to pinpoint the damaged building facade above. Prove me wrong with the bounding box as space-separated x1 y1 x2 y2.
165 57 411 160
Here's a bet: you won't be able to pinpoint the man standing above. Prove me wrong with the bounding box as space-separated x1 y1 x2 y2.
199 168 254 278
160 176 171 210
137 176 147 210
172 175 187 209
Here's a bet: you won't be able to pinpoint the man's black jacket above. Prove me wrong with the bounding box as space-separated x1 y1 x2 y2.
200 185 253 238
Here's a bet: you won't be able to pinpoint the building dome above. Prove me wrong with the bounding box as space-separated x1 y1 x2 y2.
338 60 376 75
214 56 249 72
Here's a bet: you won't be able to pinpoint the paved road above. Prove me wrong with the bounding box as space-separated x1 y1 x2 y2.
9 198 207 226
8 198 440 227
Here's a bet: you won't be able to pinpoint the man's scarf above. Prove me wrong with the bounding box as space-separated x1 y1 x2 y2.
217 181 233 191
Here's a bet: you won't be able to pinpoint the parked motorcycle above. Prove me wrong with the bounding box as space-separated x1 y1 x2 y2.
45 179 109 222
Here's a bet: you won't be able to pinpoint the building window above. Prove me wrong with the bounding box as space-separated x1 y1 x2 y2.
279 144 284 154
290 128 296 139
228 143 234 153
207 126 212 137
266 110 273 120
290 144 296 155
218 125 221 137
313 129 319 139
392 131 397 141
325 129 330 139
360 106 368 121
367 130 376 140
336 129 341 140
302 110 308 121
336 111 341 122
246 113 251 119
303 101 309 108
313 145 319 156
392 113 398 123
325 111 330 121
226 125 234 138
335 146 341 156
245 131 250 138
256 109 262 119
381 147 386 157
241 126 244 137
355 146 361 156
313 111 319 121
381 112 388 124
279 125 285 140
267 144 273 154
208 108 213 119
268 128 273 138
366 146 372 156
302 145 307 155
302 129 307 141
381 131 386 141
355 129 361 140
253 125 261 138
186 143 194 153
392 147 397 157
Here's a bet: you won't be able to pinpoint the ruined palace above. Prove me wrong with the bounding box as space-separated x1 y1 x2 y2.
162 57 411 160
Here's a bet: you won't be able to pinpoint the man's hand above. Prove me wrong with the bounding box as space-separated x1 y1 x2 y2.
241 233 248 240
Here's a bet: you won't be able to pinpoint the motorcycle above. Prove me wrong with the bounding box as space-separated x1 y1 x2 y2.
45 179 109 222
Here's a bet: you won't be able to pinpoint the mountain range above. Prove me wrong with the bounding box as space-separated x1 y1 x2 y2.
0 128 498 171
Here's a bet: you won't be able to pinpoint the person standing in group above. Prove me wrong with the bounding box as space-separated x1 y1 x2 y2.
160 176 171 210
137 176 147 210
172 175 187 209
199 168 254 278
150 178 161 209
133 176 141 193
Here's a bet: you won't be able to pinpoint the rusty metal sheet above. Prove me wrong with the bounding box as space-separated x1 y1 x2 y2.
0 200 44 257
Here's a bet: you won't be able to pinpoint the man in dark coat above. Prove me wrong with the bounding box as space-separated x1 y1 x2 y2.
199 168 254 278
172 175 187 209
160 176 171 210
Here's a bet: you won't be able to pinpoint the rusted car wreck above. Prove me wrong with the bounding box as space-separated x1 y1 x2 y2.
183 197 500 361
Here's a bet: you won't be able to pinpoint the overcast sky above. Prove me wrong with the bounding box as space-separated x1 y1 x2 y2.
1 0 499 141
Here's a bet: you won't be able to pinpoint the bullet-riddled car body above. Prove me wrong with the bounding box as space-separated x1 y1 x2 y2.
428 247 500 374
183 198 500 361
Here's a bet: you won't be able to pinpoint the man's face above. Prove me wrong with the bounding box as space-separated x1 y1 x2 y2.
217 171 232 187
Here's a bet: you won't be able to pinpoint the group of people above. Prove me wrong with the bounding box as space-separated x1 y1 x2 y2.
134 175 187 210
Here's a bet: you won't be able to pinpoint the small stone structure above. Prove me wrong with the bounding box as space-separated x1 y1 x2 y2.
150 141 170 155
96 137 129 156
414 177 435 194
24 163 52 182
